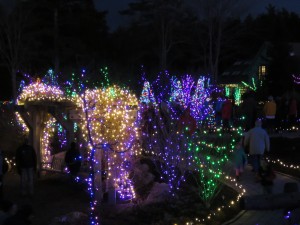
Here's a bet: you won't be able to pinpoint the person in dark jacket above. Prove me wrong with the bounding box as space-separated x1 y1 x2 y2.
214 97 224 127
240 93 257 131
221 98 232 131
64 142 82 177
15 139 37 196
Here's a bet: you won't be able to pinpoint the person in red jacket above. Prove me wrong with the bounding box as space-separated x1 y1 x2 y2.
178 106 197 136
222 98 232 131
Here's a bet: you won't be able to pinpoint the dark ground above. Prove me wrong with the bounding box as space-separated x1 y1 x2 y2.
2 171 90 225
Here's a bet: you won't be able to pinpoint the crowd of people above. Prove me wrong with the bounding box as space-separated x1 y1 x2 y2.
217 92 299 192
140 91 299 194
214 92 299 133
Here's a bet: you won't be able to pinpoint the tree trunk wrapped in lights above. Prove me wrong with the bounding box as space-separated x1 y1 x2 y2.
80 85 141 204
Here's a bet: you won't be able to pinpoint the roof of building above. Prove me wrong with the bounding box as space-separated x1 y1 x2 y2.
219 42 271 84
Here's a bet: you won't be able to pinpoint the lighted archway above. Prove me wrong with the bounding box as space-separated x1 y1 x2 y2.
15 79 79 170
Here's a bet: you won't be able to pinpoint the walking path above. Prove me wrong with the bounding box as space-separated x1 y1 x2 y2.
222 165 300 225
3 171 89 225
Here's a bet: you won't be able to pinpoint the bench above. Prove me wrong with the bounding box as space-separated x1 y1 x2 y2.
40 152 90 179
41 154 66 174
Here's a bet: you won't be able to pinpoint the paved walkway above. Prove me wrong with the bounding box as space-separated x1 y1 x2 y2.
3 171 89 225
222 165 300 225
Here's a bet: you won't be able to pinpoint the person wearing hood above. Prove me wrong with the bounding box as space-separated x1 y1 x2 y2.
244 119 270 181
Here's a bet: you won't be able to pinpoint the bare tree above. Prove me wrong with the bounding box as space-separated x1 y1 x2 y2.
193 0 253 84
0 1 32 100
153 0 191 70
121 0 193 71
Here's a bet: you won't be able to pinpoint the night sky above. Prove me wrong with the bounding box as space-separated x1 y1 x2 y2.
0 0 299 100
95 0 300 31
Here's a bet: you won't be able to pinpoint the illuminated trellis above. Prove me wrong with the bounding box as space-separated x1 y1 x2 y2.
16 80 77 164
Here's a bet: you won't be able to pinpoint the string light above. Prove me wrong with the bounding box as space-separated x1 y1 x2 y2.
79 85 141 202
266 157 300 170
180 172 246 225
16 79 73 105
234 87 241 105
13 69 258 225
292 74 300 85
140 81 157 105
41 117 57 165
241 76 263 92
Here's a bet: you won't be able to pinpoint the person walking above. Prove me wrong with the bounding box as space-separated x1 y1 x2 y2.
15 139 37 197
240 92 257 131
221 98 232 131
64 142 82 178
177 106 197 136
214 97 223 127
263 95 276 133
233 137 247 181
244 119 270 181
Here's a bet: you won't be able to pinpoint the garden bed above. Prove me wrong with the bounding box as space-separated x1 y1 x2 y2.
101 183 240 225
